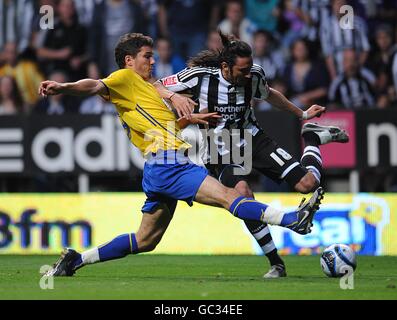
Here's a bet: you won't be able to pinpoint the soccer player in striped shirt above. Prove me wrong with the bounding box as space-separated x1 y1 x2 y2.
154 32 348 278
39 33 324 277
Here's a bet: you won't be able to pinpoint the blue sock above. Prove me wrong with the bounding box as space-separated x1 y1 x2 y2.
280 211 298 228
229 196 268 222
98 233 138 262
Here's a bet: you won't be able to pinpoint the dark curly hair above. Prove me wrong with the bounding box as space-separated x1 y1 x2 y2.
188 31 252 68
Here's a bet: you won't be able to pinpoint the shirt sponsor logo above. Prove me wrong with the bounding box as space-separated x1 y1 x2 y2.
162 75 178 87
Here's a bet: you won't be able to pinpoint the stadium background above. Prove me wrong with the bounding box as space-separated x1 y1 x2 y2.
1 0 397 258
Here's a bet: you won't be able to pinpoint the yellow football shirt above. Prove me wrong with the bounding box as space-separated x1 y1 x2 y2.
101 68 190 155
0 62 44 105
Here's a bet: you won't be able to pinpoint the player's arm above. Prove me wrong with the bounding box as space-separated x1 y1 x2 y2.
253 65 325 120
177 112 221 129
38 79 107 97
153 79 197 120
266 87 325 120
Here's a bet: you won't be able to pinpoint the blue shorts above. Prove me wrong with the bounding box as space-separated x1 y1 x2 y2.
141 150 208 213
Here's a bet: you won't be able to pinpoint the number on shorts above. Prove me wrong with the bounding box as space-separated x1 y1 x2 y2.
270 148 292 167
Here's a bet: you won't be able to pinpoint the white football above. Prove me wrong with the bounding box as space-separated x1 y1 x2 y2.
320 244 357 278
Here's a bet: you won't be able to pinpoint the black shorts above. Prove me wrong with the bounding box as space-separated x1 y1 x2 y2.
207 131 307 188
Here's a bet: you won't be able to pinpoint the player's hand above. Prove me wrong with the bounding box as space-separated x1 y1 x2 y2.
189 112 221 125
170 93 197 120
38 80 63 97
305 104 326 119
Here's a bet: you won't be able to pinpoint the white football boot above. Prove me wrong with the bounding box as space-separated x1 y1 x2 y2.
301 123 349 145
263 264 287 279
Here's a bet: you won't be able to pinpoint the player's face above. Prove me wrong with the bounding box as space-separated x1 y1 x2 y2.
229 56 253 86
131 46 155 80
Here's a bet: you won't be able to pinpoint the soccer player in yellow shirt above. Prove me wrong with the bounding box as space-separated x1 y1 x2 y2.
39 33 324 276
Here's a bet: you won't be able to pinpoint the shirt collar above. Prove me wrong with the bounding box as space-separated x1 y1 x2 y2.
218 69 233 86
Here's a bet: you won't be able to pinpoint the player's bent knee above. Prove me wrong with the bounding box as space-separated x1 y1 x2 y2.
141 242 157 253
138 237 160 253
234 181 253 198
295 173 318 194
223 187 243 209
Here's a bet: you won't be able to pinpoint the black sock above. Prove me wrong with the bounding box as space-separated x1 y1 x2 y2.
301 132 323 183
266 249 284 266
244 220 283 266
302 131 320 147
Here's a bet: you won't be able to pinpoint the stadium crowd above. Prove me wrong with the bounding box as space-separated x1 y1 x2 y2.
1 0 397 115
0 0 397 194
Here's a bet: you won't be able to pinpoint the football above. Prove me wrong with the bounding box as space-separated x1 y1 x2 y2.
320 244 357 277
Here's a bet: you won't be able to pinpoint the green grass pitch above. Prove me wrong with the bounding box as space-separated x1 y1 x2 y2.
1 255 397 300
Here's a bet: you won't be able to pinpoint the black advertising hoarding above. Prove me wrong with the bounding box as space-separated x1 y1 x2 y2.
0 115 145 175
1 110 396 175
356 109 397 169
0 116 25 174
0 112 302 175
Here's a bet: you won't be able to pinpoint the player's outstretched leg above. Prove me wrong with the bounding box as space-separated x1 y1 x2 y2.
45 204 174 276
231 179 286 278
302 123 349 145
301 123 349 185
279 187 324 234
45 233 140 277
244 219 286 278
195 175 324 234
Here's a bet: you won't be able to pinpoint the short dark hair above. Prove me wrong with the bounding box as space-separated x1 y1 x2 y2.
114 33 153 69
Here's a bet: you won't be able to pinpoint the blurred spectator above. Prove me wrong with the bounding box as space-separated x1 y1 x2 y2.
158 0 219 61
89 0 146 77
34 71 79 115
245 0 279 33
320 0 370 80
36 0 88 80
252 30 285 83
79 63 115 114
0 42 44 109
141 0 159 39
73 0 96 27
152 38 185 80
218 0 257 46
366 24 396 109
0 75 24 115
279 0 306 51
206 30 223 51
359 0 397 38
0 0 35 60
328 49 376 109
283 39 329 109
292 0 330 44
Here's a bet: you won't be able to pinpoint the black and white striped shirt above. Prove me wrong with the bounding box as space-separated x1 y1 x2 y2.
0 0 34 53
320 14 370 74
328 68 376 109
160 64 270 135
293 0 330 41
